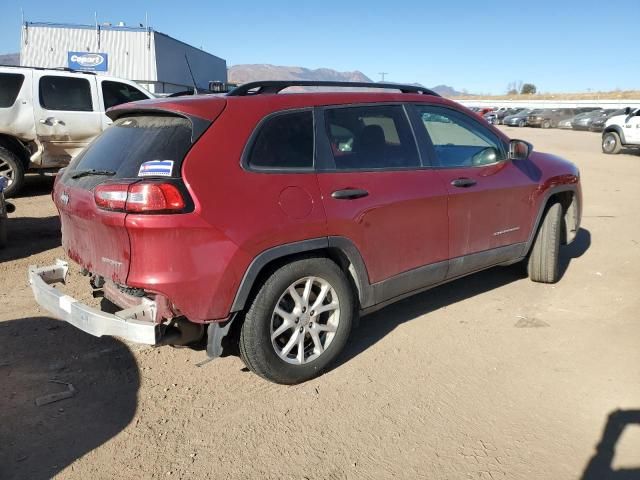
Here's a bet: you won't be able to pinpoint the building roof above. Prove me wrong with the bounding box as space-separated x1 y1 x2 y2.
23 21 226 64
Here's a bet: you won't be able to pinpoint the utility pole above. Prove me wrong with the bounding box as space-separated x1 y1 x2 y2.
379 72 388 82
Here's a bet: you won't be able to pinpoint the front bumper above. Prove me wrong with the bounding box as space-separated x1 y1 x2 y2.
28 260 158 344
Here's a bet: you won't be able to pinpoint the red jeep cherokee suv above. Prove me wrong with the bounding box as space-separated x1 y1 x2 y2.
30 81 582 384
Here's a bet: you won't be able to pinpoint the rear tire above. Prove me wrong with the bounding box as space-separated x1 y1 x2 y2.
239 257 354 384
527 202 563 283
0 146 26 198
518 119 526 127
602 132 622 154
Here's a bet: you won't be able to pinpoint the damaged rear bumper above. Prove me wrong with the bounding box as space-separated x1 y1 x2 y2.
28 259 158 344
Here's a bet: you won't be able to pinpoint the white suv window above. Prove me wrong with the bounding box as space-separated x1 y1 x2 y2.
39 76 93 112
0 73 24 108
102 81 149 109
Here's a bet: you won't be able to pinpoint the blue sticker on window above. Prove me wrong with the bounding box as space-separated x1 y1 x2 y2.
138 160 174 177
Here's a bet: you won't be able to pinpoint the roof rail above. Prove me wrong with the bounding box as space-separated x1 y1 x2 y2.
227 80 440 97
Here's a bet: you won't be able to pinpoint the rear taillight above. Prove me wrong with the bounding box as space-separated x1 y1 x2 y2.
126 183 185 212
95 183 129 210
94 182 186 213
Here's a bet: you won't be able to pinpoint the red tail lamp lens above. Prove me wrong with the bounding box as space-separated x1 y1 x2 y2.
94 182 185 213
126 183 185 212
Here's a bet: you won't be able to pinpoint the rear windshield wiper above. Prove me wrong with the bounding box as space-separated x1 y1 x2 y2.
70 169 117 179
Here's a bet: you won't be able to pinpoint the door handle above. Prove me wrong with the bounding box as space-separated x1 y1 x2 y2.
450 178 477 188
331 188 369 200
39 117 63 126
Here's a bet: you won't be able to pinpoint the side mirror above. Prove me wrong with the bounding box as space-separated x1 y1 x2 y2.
509 139 532 161
471 146 499 166
625 107 631 115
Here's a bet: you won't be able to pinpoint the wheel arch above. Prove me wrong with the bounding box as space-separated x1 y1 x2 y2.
0 134 31 168
525 186 581 255
603 125 626 144
230 237 373 314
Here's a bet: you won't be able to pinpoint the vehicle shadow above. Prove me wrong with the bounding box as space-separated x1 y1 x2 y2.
581 409 640 479
559 227 591 279
0 215 61 262
0 317 139 480
13 174 55 198
333 228 591 370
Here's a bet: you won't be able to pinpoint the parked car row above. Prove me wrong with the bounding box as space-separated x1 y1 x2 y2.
470 105 640 155
470 106 629 132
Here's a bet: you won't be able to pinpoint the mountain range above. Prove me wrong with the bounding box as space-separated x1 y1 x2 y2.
0 53 19 65
228 64 463 96
0 53 463 96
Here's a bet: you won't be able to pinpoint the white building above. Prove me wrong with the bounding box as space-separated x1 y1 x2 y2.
20 21 227 94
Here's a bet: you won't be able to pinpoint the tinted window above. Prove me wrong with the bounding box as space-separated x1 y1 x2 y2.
325 105 419 170
248 111 313 169
0 73 24 108
102 80 149 109
64 115 193 188
416 106 506 168
40 76 93 112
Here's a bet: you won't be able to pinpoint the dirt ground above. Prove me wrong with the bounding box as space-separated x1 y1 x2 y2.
1 127 639 480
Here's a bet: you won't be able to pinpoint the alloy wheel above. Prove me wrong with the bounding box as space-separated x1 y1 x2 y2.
603 135 616 152
270 276 340 365
0 159 15 188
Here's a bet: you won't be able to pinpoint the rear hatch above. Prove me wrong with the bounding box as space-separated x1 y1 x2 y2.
54 105 218 283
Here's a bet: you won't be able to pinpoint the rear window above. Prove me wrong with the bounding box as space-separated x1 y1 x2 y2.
64 115 193 187
0 73 25 108
247 110 314 170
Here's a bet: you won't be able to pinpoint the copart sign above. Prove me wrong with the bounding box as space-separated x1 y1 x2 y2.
68 52 108 72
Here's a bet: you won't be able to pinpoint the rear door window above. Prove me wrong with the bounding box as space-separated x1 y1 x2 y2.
324 105 420 170
0 73 25 107
247 110 314 170
39 76 93 112
64 115 194 188
101 81 149 109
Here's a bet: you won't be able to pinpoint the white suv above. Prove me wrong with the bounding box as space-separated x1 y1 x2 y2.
602 107 640 155
0 66 153 196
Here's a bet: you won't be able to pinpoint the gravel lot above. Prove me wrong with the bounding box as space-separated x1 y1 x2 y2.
1 127 639 480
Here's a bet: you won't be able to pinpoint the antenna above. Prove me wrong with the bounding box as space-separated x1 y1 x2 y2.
184 54 199 95
378 72 388 82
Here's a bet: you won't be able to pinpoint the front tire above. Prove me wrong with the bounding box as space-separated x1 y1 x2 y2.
542 119 551 129
602 132 622 154
527 202 563 283
239 257 354 384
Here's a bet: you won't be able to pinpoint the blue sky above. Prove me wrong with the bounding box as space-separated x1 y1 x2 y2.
1 0 637 94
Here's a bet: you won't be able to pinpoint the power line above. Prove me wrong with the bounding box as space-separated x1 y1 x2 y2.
378 72 388 82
